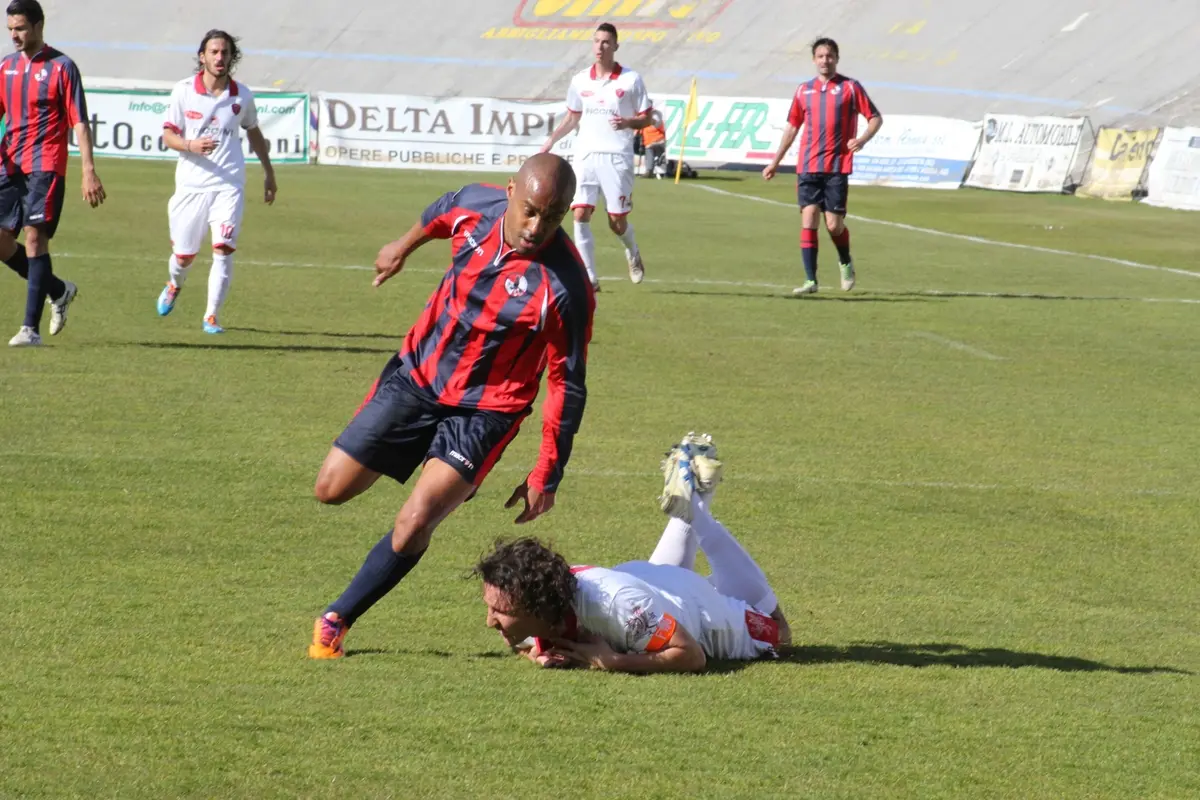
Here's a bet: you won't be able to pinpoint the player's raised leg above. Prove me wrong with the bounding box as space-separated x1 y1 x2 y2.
311 458 476 659
822 175 854 290
159 191 209 316
601 153 644 284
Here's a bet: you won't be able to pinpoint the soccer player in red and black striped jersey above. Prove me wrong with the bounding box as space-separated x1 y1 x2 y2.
1 0 105 347
763 38 881 296
307 153 595 659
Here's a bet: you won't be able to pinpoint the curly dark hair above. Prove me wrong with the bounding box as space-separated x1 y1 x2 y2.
197 29 242 75
811 37 839 58
473 538 577 627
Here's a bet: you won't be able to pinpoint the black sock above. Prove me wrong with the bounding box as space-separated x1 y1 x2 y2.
3 246 28 279
24 253 52 330
326 530 426 626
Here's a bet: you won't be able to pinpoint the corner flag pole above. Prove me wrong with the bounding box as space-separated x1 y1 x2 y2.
675 77 698 185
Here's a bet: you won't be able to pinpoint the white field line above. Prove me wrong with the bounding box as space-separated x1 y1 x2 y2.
911 331 1006 361
688 183 1200 281
51 251 1200 304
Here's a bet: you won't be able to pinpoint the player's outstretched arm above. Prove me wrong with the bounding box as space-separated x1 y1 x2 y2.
550 627 707 674
540 110 581 153
72 121 106 208
245 126 277 204
762 123 799 181
373 220 435 287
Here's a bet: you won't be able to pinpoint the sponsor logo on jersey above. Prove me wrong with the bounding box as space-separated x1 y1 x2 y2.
186 110 204 120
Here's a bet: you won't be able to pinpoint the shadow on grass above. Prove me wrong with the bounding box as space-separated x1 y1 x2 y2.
129 341 396 355
224 326 397 340
703 641 1193 676
342 648 510 660
654 289 933 302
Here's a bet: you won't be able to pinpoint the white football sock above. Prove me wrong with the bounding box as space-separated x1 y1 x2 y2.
573 220 597 285
615 221 638 258
691 493 777 613
648 517 699 571
205 252 233 320
168 254 190 288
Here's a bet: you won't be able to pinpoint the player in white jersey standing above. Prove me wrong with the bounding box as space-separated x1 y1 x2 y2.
474 433 792 673
156 30 277 334
540 22 651 292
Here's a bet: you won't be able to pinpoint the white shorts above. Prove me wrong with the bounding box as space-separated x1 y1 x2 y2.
572 152 635 216
168 188 245 256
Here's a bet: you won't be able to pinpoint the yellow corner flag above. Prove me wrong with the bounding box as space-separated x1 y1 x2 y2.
675 77 699 185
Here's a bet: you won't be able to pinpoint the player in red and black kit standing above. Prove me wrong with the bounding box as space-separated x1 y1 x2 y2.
1 0 105 347
307 153 595 659
763 37 881 296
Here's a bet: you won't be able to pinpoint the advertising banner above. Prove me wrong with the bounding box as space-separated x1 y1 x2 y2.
965 114 1086 192
1142 127 1200 211
1077 127 1159 200
67 88 310 163
317 92 569 170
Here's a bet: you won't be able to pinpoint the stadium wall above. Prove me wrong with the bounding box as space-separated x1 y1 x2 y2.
47 0 1200 128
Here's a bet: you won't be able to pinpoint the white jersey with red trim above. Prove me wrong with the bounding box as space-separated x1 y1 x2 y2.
571 563 774 660
163 74 259 193
566 63 651 157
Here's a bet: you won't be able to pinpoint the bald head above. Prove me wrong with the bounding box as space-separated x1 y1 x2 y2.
516 153 577 206
505 154 577 255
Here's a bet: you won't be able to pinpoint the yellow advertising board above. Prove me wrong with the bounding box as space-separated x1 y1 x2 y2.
1078 127 1159 200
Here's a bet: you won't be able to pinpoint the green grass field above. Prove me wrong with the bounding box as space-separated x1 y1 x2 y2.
2 159 1198 799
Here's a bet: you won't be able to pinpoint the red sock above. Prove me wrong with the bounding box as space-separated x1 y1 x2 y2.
830 226 851 263
800 228 818 281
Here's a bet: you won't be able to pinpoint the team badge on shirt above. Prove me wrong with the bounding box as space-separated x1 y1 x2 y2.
624 605 658 639
504 275 529 298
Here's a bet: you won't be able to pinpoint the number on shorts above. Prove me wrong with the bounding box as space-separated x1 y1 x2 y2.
220 223 235 240
619 194 629 209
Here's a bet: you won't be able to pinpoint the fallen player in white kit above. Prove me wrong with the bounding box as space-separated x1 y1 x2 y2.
474 433 792 673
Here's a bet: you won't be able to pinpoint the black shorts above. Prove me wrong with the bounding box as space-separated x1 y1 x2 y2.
0 170 67 238
333 354 529 486
796 173 849 215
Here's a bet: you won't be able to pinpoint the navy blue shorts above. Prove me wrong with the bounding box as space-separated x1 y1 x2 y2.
0 170 67 238
333 354 529 486
796 173 849 215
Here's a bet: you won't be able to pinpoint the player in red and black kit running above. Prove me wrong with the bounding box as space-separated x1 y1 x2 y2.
308 153 595 659
1 0 105 347
763 37 881 296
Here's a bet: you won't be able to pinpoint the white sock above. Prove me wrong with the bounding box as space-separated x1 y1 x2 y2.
616 221 638 259
573 220 597 285
648 517 699 571
168 255 190 288
692 494 777 613
205 252 233 320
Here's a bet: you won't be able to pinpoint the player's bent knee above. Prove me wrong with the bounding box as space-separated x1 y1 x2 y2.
573 207 593 223
175 254 196 267
313 474 352 505
607 216 627 235
213 244 234 255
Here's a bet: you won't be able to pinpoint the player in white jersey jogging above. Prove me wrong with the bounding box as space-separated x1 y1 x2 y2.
474 433 792 674
540 22 652 292
156 30 277 334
